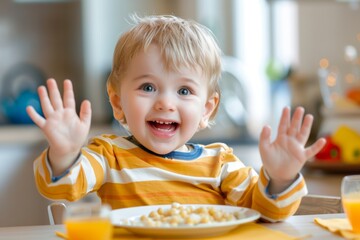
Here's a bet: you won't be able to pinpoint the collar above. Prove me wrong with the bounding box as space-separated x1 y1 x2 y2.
125 136 203 160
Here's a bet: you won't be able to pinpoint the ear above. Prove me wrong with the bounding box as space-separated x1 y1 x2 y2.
199 92 219 130
107 84 125 123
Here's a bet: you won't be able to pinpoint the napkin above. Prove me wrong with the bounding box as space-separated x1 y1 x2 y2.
314 218 360 240
56 223 300 240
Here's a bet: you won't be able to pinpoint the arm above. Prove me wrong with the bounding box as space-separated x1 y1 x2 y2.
219 154 306 222
259 106 326 194
27 78 92 176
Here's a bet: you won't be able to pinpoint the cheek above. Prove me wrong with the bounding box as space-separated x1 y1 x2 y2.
181 101 204 123
122 96 151 121
124 101 142 118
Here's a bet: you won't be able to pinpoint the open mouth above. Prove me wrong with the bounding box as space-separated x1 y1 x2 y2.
148 120 179 132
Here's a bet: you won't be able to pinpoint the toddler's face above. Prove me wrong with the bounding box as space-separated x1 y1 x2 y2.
114 44 218 154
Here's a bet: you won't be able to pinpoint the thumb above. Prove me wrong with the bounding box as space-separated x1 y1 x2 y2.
79 100 92 126
259 125 272 153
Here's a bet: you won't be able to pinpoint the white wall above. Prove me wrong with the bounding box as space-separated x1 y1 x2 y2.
298 2 360 78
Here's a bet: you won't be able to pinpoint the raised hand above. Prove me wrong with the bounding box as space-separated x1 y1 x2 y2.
259 107 326 194
26 79 92 175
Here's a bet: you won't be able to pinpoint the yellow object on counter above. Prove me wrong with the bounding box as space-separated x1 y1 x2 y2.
332 125 360 164
314 218 360 240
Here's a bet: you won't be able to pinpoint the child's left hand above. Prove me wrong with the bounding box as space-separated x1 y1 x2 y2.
259 106 326 194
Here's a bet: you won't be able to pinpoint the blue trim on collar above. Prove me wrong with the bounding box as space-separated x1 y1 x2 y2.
161 144 203 160
125 136 203 160
52 169 70 182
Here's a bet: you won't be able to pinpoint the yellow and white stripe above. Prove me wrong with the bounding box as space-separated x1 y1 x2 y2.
33 134 307 222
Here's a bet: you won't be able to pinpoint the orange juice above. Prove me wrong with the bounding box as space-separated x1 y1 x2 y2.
342 196 360 233
65 217 113 240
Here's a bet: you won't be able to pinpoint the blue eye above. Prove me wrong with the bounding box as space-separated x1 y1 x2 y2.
141 83 155 92
178 87 190 95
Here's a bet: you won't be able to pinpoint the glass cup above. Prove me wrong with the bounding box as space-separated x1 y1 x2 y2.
341 175 360 233
64 202 113 240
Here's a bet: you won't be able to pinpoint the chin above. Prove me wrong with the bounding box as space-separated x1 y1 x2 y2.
151 148 172 155
146 144 176 155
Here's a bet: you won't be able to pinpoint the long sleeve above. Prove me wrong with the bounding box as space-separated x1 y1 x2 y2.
218 147 307 222
33 136 112 201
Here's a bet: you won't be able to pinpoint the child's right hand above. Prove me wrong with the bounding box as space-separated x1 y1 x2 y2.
26 79 92 175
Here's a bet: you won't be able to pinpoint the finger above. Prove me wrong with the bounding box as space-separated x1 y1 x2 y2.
47 78 63 110
37 85 54 118
304 137 326 159
288 107 304 136
26 106 46 128
79 100 92 126
63 79 76 109
277 106 290 135
259 125 272 153
298 114 313 144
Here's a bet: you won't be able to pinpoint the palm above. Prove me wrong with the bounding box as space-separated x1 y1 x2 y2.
27 79 91 158
261 130 307 181
41 107 90 156
259 107 325 182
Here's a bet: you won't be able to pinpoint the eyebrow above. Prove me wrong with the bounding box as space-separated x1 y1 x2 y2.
132 74 202 87
180 77 201 87
132 74 153 82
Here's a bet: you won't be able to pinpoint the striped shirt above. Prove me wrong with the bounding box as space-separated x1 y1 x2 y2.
34 134 307 222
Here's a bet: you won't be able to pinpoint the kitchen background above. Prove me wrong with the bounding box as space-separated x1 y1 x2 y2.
0 0 359 227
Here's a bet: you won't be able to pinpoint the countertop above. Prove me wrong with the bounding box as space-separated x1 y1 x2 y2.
0 124 116 145
0 125 45 145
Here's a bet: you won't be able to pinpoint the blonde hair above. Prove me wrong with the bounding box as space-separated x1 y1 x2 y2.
107 14 222 121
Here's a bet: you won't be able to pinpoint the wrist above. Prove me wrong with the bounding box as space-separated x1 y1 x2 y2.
267 174 299 195
47 148 82 176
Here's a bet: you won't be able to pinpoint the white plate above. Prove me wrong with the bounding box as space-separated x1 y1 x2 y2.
111 204 260 238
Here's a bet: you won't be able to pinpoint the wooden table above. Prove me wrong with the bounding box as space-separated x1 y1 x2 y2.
0 214 347 240
262 214 345 239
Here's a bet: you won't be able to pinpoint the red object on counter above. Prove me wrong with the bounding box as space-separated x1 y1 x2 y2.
346 88 360 105
315 136 341 161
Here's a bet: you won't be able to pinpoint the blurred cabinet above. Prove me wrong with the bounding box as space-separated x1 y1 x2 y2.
0 140 50 226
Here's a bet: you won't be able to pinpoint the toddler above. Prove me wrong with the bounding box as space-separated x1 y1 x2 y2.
27 15 325 222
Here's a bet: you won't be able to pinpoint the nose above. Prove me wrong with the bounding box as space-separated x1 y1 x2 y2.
154 93 176 112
